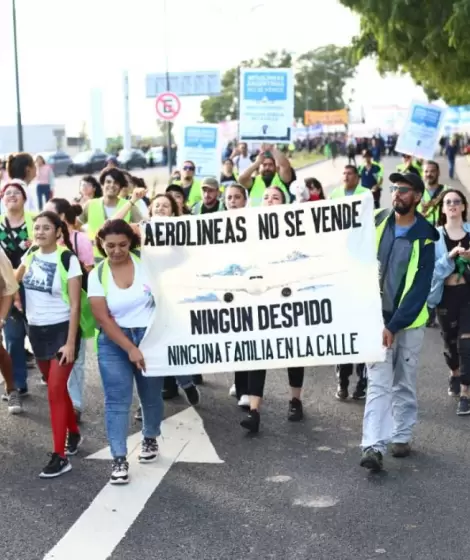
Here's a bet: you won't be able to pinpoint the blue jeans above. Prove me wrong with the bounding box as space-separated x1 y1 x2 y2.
37 184 51 210
97 327 164 458
448 158 455 179
68 338 86 411
4 309 27 391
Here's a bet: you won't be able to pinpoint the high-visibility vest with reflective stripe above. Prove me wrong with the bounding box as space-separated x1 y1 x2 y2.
375 208 430 329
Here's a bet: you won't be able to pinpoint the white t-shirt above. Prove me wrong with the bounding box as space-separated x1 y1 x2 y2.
234 155 252 174
22 250 82 326
87 255 155 328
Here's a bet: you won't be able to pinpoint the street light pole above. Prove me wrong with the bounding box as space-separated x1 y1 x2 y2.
163 0 172 175
12 0 23 151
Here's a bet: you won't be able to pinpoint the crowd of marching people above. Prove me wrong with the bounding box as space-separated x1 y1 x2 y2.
0 142 467 482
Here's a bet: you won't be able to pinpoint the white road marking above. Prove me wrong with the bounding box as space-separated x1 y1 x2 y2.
43 408 223 560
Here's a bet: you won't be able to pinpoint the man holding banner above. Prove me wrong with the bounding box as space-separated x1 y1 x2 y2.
238 144 293 206
360 172 439 473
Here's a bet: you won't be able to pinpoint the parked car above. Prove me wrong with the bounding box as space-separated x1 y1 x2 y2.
145 146 164 167
68 150 109 176
40 151 74 176
117 149 147 170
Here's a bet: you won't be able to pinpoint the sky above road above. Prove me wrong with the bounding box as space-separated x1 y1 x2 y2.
0 0 427 136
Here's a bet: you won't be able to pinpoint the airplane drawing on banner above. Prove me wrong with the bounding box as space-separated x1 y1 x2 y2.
173 252 346 304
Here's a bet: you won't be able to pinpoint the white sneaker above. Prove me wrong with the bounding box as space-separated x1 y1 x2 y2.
229 384 237 397
238 395 250 408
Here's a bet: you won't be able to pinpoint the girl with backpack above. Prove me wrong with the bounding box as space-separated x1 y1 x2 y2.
15 211 83 478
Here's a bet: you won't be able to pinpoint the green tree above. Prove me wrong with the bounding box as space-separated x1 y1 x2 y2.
339 0 470 105
294 45 356 118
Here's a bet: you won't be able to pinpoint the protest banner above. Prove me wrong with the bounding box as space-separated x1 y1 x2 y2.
177 124 221 178
139 194 385 376
239 68 294 142
304 109 349 126
395 101 445 160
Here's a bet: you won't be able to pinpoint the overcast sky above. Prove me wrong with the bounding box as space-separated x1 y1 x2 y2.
0 0 427 136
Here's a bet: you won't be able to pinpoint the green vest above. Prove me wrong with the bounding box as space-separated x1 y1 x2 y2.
93 252 141 350
87 198 131 257
24 245 96 339
191 201 224 215
174 179 202 208
249 174 289 207
418 185 450 226
0 211 35 240
329 185 369 199
375 209 430 330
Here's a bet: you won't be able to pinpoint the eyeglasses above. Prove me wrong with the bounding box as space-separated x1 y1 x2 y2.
4 189 22 197
444 199 462 206
183 165 195 171
390 184 413 194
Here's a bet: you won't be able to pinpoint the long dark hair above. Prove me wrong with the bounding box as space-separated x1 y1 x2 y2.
7 152 34 180
305 177 325 200
48 198 82 226
150 194 180 217
81 175 103 198
95 219 140 257
438 189 468 226
33 211 75 254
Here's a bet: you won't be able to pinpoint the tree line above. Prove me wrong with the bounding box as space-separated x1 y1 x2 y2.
339 0 470 105
200 45 357 124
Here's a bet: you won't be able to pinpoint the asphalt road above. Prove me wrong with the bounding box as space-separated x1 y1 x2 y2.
2 156 469 560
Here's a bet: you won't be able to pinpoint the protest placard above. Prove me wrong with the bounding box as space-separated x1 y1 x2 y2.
139 194 385 376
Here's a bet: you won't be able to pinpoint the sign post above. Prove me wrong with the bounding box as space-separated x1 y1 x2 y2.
155 91 181 176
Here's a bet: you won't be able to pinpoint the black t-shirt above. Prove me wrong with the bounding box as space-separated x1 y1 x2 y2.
444 230 470 273
200 204 220 214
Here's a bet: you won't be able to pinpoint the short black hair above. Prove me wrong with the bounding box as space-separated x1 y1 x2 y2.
344 165 359 176
99 167 127 188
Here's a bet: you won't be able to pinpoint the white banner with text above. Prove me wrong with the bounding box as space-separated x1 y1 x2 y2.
139 194 385 376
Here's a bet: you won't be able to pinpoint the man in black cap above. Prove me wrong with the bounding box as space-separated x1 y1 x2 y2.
360 171 439 473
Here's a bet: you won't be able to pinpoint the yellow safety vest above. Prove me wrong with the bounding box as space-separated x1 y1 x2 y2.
0 211 35 240
329 185 369 199
249 174 289 207
417 185 450 226
375 209 430 329
174 179 202 208
87 198 131 258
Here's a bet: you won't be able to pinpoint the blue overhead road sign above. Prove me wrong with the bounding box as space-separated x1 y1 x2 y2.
145 71 221 98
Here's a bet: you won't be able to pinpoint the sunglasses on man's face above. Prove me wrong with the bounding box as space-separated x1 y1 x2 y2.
390 184 413 194
183 165 195 171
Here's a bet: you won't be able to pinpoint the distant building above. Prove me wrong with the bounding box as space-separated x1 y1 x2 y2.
0 124 65 155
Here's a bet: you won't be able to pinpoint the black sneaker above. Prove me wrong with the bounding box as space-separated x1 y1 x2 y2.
192 374 203 385
2 387 29 402
457 397 470 416
7 390 22 414
288 398 303 422
138 438 159 463
134 406 142 421
360 448 383 472
183 385 200 406
240 409 260 433
352 380 367 400
39 453 72 479
335 385 348 401
448 376 461 397
66 432 83 456
110 457 129 485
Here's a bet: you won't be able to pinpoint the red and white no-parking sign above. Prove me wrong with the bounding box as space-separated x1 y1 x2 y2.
155 91 181 121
